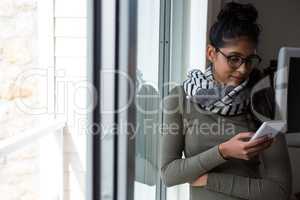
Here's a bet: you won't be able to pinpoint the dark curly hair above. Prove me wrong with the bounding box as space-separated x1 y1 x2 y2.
209 2 262 48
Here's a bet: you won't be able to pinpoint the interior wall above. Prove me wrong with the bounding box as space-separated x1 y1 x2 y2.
224 0 300 69
222 0 300 194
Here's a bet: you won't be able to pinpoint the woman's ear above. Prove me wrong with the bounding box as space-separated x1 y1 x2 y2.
207 44 217 63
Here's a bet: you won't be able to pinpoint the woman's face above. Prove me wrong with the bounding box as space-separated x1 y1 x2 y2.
207 38 257 86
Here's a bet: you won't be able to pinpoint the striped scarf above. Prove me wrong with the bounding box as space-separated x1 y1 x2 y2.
183 64 250 116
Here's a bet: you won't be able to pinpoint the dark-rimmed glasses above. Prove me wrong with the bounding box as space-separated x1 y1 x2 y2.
215 47 262 69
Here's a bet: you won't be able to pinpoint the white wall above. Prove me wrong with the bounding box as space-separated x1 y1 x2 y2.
55 0 87 199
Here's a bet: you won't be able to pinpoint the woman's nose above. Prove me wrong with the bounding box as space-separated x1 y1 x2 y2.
237 62 249 75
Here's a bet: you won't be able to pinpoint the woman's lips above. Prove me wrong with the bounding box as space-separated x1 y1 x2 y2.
231 76 244 81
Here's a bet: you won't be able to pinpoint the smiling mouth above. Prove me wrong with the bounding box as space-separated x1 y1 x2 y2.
231 76 244 80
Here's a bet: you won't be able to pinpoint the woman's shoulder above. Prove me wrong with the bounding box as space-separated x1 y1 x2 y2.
166 85 186 101
169 85 185 94
164 85 186 114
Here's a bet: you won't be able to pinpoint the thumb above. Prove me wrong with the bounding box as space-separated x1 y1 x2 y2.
235 132 255 140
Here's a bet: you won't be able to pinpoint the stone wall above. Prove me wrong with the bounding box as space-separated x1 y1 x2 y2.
0 0 42 199
0 0 88 199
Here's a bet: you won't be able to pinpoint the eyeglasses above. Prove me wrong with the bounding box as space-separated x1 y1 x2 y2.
215 48 262 69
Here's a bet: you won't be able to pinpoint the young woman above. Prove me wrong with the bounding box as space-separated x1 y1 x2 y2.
160 2 292 200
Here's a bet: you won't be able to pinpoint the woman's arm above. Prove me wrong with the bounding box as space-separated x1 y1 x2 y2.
160 86 228 187
204 133 292 200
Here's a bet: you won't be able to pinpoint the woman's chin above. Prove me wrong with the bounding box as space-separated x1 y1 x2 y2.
215 77 245 87
228 77 245 86
227 80 241 87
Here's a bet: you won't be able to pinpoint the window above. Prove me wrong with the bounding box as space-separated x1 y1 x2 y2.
0 0 89 199
89 0 213 200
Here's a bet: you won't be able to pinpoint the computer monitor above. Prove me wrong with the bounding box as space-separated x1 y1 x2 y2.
275 47 300 133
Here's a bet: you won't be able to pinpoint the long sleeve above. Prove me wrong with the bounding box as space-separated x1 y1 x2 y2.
160 86 228 187
205 133 292 200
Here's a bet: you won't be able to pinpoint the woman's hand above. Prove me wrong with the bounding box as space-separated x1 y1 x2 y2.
191 174 208 187
191 133 274 187
219 132 275 160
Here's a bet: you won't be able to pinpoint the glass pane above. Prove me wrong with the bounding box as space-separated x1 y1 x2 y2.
0 129 63 200
0 0 88 199
54 0 89 199
134 0 161 199
0 1 51 198
0 143 40 200
166 0 208 200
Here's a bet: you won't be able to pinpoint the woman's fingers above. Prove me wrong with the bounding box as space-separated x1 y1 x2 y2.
243 151 259 160
241 140 273 160
225 132 276 160
246 139 274 154
235 132 255 140
244 136 271 149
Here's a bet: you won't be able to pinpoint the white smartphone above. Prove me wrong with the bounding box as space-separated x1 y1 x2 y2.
250 120 287 141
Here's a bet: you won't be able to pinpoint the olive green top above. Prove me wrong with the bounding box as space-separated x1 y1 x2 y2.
160 85 292 200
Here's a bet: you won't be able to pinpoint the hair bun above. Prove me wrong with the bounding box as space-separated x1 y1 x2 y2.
217 2 258 23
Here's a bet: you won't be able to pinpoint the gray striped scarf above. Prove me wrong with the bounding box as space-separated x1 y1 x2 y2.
183 64 250 116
